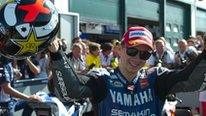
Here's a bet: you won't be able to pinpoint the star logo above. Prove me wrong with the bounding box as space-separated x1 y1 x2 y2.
18 0 51 22
13 28 45 55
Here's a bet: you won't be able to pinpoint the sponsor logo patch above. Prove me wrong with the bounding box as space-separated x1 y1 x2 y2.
140 78 149 89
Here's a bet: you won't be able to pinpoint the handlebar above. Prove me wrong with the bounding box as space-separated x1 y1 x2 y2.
166 94 182 103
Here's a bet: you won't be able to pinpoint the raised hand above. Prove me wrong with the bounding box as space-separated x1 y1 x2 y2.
48 37 61 53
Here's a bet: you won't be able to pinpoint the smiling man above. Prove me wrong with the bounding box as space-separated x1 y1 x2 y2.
49 26 206 116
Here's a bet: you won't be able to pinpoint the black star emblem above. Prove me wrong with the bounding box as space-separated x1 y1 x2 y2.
21 27 27 32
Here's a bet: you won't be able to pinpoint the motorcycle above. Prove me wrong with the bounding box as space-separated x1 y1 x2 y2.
28 91 68 116
162 94 193 116
28 91 93 116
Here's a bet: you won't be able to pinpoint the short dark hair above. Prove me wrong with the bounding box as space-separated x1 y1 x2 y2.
88 42 100 53
72 37 81 43
101 42 113 52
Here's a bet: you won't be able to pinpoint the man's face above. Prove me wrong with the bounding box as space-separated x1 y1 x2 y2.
187 41 194 47
92 49 100 56
61 40 67 51
155 41 165 53
178 41 187 52
103 50 112 56
119 44 151 73
72 46 82 58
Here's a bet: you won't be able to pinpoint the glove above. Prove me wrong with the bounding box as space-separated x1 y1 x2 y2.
48 37 61 53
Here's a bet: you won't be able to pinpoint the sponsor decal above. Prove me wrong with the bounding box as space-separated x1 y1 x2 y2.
12 27 45 55
55 70 71 101
110 74 118 79
113 81 123 88
127 83 135 92
140 78 149 89
157 67 168 76
110 89 153 106
109 80 123 88
129 30 152 41
111 108 155 116
17 0 51 23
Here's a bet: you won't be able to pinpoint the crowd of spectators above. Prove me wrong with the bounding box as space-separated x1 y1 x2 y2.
12 35 204 80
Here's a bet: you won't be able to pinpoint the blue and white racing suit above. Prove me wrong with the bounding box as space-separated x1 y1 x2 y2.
50 51 206 116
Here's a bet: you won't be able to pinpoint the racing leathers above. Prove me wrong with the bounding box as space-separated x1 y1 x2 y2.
50 51 206 116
